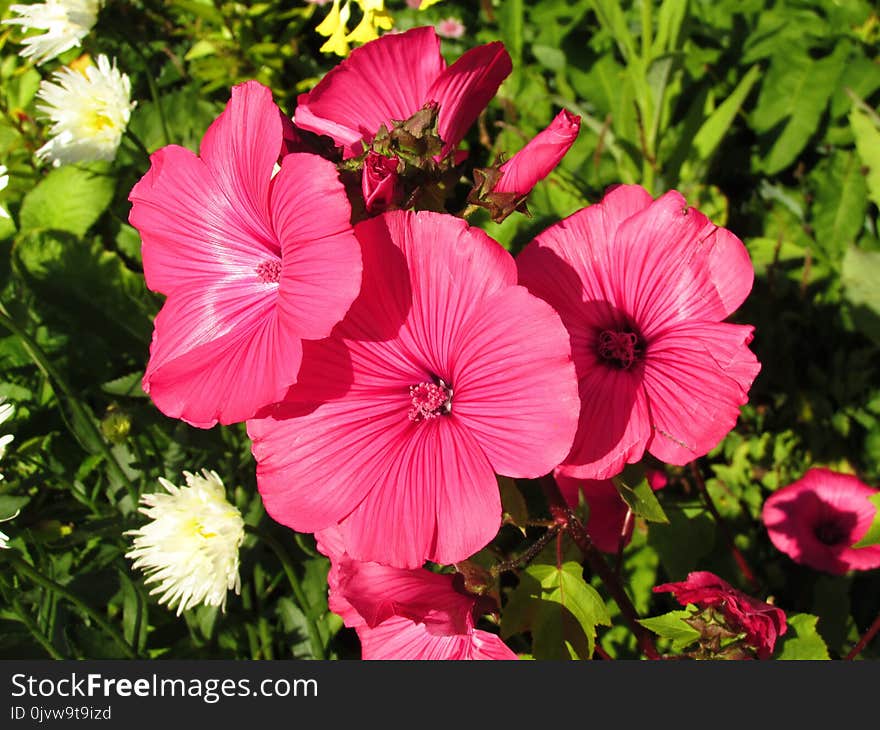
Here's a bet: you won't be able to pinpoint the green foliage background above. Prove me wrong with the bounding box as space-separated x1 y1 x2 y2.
0 0 877 660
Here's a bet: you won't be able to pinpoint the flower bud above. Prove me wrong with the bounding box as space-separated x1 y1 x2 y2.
362 151 401 213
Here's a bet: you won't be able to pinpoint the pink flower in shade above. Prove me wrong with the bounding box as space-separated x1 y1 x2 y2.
361 151 401 213
436 18 465 39
128 81 362 428
762 468 880 575
294 26 511 159
249 210 579 569
516 184 761 480
494 109 580 197
316 527 517 660
654 571 787 659
554 468 666 553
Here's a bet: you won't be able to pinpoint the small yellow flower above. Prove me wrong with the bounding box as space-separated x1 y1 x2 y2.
318 0 352 56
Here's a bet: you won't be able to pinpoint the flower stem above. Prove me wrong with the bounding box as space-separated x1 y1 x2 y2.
245 525 326 660
689 461 760 593
5 553 138 658
539 476 660 660
491 524 561 576
845 610 880 660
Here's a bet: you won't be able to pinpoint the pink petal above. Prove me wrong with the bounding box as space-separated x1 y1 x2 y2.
610 190 755 335
143 283 302 427
450 285 579 478
294 27 446 158
643 321 760 464
341 417 500 568
554 474 630 553
557 362 651 480
495 109 580 195
427 41 512 154
270 153 362 339
358 617 516 660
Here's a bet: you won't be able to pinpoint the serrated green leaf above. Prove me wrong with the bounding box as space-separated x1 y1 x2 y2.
613 466 669 523
101 372 147 398
639 609 701 651
19 163 115 237
852 493 880 548
775 613 830 660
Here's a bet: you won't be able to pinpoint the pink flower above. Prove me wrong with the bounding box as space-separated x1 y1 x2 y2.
249 210 579 569
654 571 787 659
494 109 580 196
294 26 511 159
555 473 631 553
762 468 880 575
128 81 362 428
436 18 465 39
316 527 516 660
516 184 760 480
361 151 401 213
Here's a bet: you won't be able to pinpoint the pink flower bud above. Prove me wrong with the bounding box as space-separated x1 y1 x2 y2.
494 109 580 196
362 151 401 213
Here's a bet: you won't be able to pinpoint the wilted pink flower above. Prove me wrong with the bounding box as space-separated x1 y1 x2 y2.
129 81 362 427
317 527 516 660
654 571 787 659
249 210 578 569
762 468 880 575
517 184 760 480
436 18 465 39
494 109 580 196
294 26 511 159
361 151 401 213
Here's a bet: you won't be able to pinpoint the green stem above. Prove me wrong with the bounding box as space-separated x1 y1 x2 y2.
641 0 653 61
128 42 171 146
245 525 326 660
6 553 138 658
0 305 137 503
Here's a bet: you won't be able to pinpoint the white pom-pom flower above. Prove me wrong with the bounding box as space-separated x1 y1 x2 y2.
0 396 14 478
126 470 245 616
35 53 134 166
3 0 101 66
0 166 10 220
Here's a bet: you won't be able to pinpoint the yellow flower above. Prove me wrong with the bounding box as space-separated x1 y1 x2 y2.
346 1 392 45
417 0 444 9
318 0 352 56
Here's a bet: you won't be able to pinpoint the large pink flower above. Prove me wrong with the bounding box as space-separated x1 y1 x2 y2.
654 571 787 659
129 81 362 428
316 528 516 660
249 210 579 569
517 184 760 480
294 26 512 159
762 468 880 575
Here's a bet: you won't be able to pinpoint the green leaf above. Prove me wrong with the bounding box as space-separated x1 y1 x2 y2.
639 609 701 651
0 495 30 519
653 0 688 55
810 150 868 259
841 245 880 343
648 507 716 579
751 42 848 174
849 97 880 209
775 613 830 660
691 65 761 164
853 493 880 548
613 465 669 523
19 163 115 237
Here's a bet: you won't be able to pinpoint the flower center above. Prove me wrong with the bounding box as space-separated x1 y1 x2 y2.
255 259 282 284
408 379 453 422
814 520 847 546
597 329 643 370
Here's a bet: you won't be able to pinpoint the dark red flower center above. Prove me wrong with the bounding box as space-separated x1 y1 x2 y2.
813 520 847 546
256 259 282 284
408 379 453 422
597 329 643 369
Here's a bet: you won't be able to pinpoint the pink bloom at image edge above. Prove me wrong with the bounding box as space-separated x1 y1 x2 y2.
294 26 512 159
762 467 880 575
517 184 761 480
316 527 516 660
494 109 580 197
654 571 787 659
128 81 362 428
248 210 579 569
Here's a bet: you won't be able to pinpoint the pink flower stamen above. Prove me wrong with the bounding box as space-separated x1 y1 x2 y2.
408 380 452 422
255 259 282 283
597 329 642 370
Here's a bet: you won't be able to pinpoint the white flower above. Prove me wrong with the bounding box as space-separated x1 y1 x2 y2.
3 0 101 66
35 53 134 167
125 470 245 616
0 165 11 220
0 397 14 479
